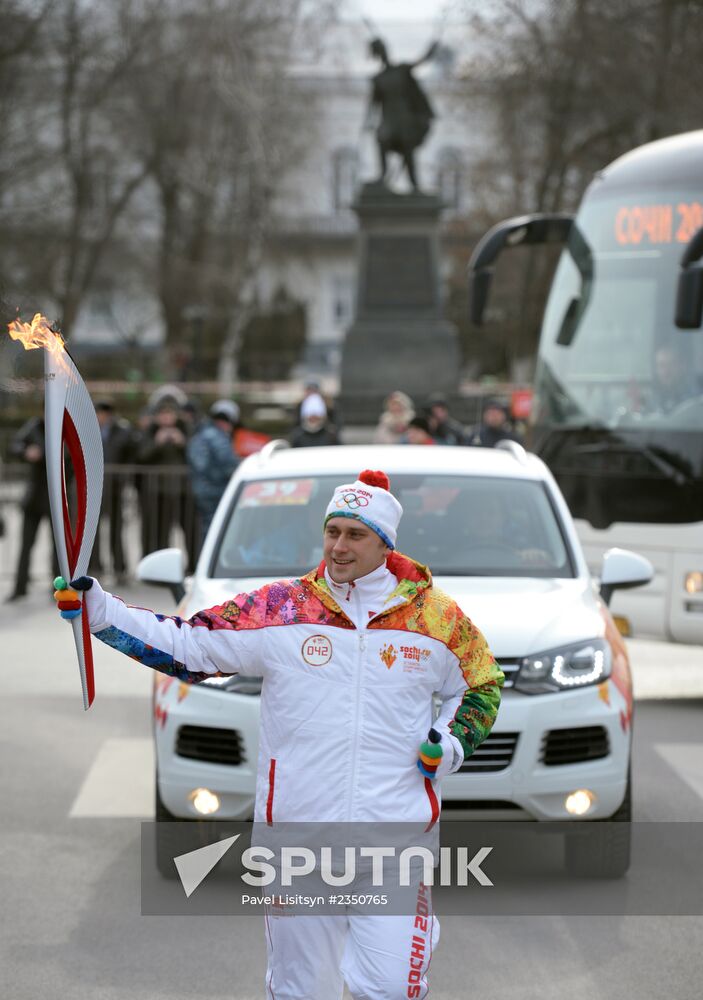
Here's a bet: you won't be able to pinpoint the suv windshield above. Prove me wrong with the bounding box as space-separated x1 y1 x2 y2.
212 474 574 579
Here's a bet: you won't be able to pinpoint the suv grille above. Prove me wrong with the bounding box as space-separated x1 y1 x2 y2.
175 725 245 765
541 726 610 766
458 731 519 773
496 659 519 688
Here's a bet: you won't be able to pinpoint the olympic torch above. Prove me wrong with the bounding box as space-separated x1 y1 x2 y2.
8 314 103 709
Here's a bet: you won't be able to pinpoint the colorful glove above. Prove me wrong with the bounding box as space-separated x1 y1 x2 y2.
417 728 443 779
53 575 93 620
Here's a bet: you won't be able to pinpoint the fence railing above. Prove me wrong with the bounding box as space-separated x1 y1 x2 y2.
0 464 201 586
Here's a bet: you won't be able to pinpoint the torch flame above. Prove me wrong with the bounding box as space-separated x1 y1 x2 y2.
7 313 73 378
8 313 65 354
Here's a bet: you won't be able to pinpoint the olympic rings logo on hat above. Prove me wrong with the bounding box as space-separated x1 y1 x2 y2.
335 491 370 510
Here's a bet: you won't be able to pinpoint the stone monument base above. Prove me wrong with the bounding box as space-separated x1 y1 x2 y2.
338 182 460 425
339 319 460 424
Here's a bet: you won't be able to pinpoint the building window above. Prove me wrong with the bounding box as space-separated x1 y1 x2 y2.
437 147 463 210
332 274 354 327
332 147 359 212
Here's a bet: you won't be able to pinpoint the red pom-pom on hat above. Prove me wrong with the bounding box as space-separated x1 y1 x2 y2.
359 469 390 490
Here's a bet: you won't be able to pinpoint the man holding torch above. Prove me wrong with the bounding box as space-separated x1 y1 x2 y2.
55 468 503 999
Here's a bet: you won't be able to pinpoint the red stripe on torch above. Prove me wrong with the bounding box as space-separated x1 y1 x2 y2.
60 409 95 707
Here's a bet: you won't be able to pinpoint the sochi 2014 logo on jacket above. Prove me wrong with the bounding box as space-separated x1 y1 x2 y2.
380 643 397 669
301 634 333 666
379 643 431 673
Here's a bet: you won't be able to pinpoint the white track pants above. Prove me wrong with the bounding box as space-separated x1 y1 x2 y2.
263 885 439 1000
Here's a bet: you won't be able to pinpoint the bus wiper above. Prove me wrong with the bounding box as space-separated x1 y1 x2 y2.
571 439 691 485
535 423 693 485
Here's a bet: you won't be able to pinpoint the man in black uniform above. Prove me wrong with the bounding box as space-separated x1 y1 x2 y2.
7 417 58 600
90 401 136 583
469 398 523 449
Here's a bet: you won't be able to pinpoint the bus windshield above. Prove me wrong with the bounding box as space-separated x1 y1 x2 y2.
538 190 703 433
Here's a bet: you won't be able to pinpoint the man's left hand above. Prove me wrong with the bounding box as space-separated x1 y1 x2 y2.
417 728 443 779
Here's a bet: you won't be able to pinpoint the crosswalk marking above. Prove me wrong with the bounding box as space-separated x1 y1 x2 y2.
654 743 703 801
69 738 154 817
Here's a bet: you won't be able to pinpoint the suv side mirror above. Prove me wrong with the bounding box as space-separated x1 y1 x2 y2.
136 547 186 603
599 547 653 606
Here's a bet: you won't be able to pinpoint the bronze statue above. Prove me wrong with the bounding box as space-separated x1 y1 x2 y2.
366 37 438 192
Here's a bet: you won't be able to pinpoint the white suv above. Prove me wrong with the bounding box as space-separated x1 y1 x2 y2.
140 442 652 877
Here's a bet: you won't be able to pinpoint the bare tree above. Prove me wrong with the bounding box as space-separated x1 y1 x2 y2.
44 0 168 335
122 0 325 384
0 0 54 303
459 0 703 376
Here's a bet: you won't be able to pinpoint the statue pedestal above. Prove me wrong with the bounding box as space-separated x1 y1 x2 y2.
338 182 460 425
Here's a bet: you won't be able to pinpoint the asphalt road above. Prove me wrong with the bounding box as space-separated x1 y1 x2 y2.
2 582 703 1000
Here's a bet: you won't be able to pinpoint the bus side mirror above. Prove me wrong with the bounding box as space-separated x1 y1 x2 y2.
556 297 580 346
675 265 703 329
470 269 493 325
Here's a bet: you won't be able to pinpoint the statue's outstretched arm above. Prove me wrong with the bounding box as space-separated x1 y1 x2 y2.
410 39 439 69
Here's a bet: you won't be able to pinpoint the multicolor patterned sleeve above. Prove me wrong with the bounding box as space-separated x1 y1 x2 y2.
436 609 504 763
87 580 268 684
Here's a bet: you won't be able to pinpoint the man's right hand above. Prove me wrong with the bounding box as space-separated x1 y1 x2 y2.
53 576 93 620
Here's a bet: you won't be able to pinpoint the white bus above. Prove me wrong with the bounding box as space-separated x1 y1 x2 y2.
469 130 703 643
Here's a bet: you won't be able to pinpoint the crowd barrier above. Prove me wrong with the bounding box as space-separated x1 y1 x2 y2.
0 464 200 585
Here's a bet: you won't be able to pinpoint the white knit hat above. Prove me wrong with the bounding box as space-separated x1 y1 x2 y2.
301 393 327 420
324 470 403 549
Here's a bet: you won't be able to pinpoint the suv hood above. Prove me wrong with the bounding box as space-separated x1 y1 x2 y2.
433 576 604 657
184 574 603 660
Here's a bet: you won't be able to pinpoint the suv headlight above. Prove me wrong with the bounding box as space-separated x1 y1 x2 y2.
514 639 610 694
200 675 262 695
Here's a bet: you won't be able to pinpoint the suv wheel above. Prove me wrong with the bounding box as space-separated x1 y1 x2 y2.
564 771 632 879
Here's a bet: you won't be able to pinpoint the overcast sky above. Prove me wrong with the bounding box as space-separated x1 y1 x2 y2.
352 0 460 23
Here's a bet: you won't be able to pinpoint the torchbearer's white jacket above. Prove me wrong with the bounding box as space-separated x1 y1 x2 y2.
86 552 504 826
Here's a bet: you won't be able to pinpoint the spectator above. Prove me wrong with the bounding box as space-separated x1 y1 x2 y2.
289 394 339 447
178 397 204 565
181 398 205 437
425 392 469 445
6 417 59 601
405 415 436 445
374 390 415 444
468 398 523 448
649 345 698 415
295 379 341 431
89 400 136 584
136 398 190 558
187 399 240 539
209 397 272 458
